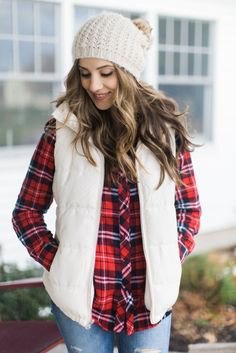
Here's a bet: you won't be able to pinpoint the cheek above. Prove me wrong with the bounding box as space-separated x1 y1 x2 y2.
110 77 118 91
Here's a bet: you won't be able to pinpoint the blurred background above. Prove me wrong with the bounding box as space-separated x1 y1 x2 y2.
1 0 236 267
0 0 236 350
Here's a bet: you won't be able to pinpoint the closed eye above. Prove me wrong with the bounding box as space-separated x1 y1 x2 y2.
80 72 90 78
79 71 115 79
101 72 114 77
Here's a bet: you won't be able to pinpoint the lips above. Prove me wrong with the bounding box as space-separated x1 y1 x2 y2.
93 93 110 100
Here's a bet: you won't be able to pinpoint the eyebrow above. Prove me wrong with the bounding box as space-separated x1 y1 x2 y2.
78 64 114 70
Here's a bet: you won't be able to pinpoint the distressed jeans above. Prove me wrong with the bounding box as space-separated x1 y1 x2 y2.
51 302 172 353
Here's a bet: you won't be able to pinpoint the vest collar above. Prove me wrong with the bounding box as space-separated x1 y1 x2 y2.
52 102 79 133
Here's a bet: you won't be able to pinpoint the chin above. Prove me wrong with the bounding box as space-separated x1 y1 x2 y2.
94 103 113 111
97 106 111 111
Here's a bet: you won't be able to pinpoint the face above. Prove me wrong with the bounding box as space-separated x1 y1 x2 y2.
79 58 118 110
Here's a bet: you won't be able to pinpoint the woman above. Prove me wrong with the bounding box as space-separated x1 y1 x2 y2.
12 12 201 353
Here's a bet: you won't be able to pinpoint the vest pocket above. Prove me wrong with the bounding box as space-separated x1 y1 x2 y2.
48 245 85 288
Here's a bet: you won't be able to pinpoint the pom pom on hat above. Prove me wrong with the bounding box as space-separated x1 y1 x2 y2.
72 12 152 80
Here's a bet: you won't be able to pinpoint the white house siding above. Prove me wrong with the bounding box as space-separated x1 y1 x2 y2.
1 0 236 267
0 146 35 266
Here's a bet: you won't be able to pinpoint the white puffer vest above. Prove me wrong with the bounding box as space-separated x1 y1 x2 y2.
43 103 182 327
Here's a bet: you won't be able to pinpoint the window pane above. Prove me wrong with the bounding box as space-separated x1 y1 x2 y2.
180 52 188 75
202 23 210 47
39 3 55 36
159 84 204 133
202 54 208 76
174 52 180 75
75 7 88 27
17 1 34 35
74 7 97 31
159 51 166 75
0 40 13 71
74 7 140 32
188 53 194 75
194 53 202 75
188 21 195 46
180 20 188 46
159 18 166 44
166 51 173 75
41 43 55 72
174 20 181 45
0 0 12 34
123 11 141 20
19 41 34 72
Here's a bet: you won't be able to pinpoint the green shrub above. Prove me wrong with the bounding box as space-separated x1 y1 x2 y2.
181 254 219 293
218 274 236 305
0 263 51 321
180 254 236 306
194 318 211 329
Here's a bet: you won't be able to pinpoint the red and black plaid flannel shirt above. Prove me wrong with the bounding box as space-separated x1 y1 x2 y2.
12 118 201 335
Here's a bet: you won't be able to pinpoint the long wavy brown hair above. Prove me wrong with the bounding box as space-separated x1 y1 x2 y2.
56 60 196 187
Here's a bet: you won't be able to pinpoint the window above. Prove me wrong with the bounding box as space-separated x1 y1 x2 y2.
0 0 12 34
74 6 141 32
158 16 213 139
0 0 61 146
0 0 60 74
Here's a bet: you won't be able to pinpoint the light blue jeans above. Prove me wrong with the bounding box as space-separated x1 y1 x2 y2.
51 302 172 353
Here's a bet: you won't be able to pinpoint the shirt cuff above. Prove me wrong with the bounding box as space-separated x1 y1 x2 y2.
33 241 58 271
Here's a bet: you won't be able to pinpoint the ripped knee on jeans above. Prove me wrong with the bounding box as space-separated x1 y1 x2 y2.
70 345 83 352
134 349 160 353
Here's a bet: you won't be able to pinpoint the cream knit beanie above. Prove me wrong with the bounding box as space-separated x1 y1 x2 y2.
72 12 152 80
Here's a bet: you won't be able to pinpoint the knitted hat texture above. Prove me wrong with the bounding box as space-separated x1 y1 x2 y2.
72 12 151 80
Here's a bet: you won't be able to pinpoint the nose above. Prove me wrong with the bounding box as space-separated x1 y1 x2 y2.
89 74 103 92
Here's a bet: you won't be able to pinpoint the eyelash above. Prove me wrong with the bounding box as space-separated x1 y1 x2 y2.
80 72 114 78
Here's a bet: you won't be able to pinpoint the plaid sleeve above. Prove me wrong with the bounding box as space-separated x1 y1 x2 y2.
175 149 202 262
12 118 58 271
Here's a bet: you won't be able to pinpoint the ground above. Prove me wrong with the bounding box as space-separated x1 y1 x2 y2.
170 293 236 351
169 247 236 352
